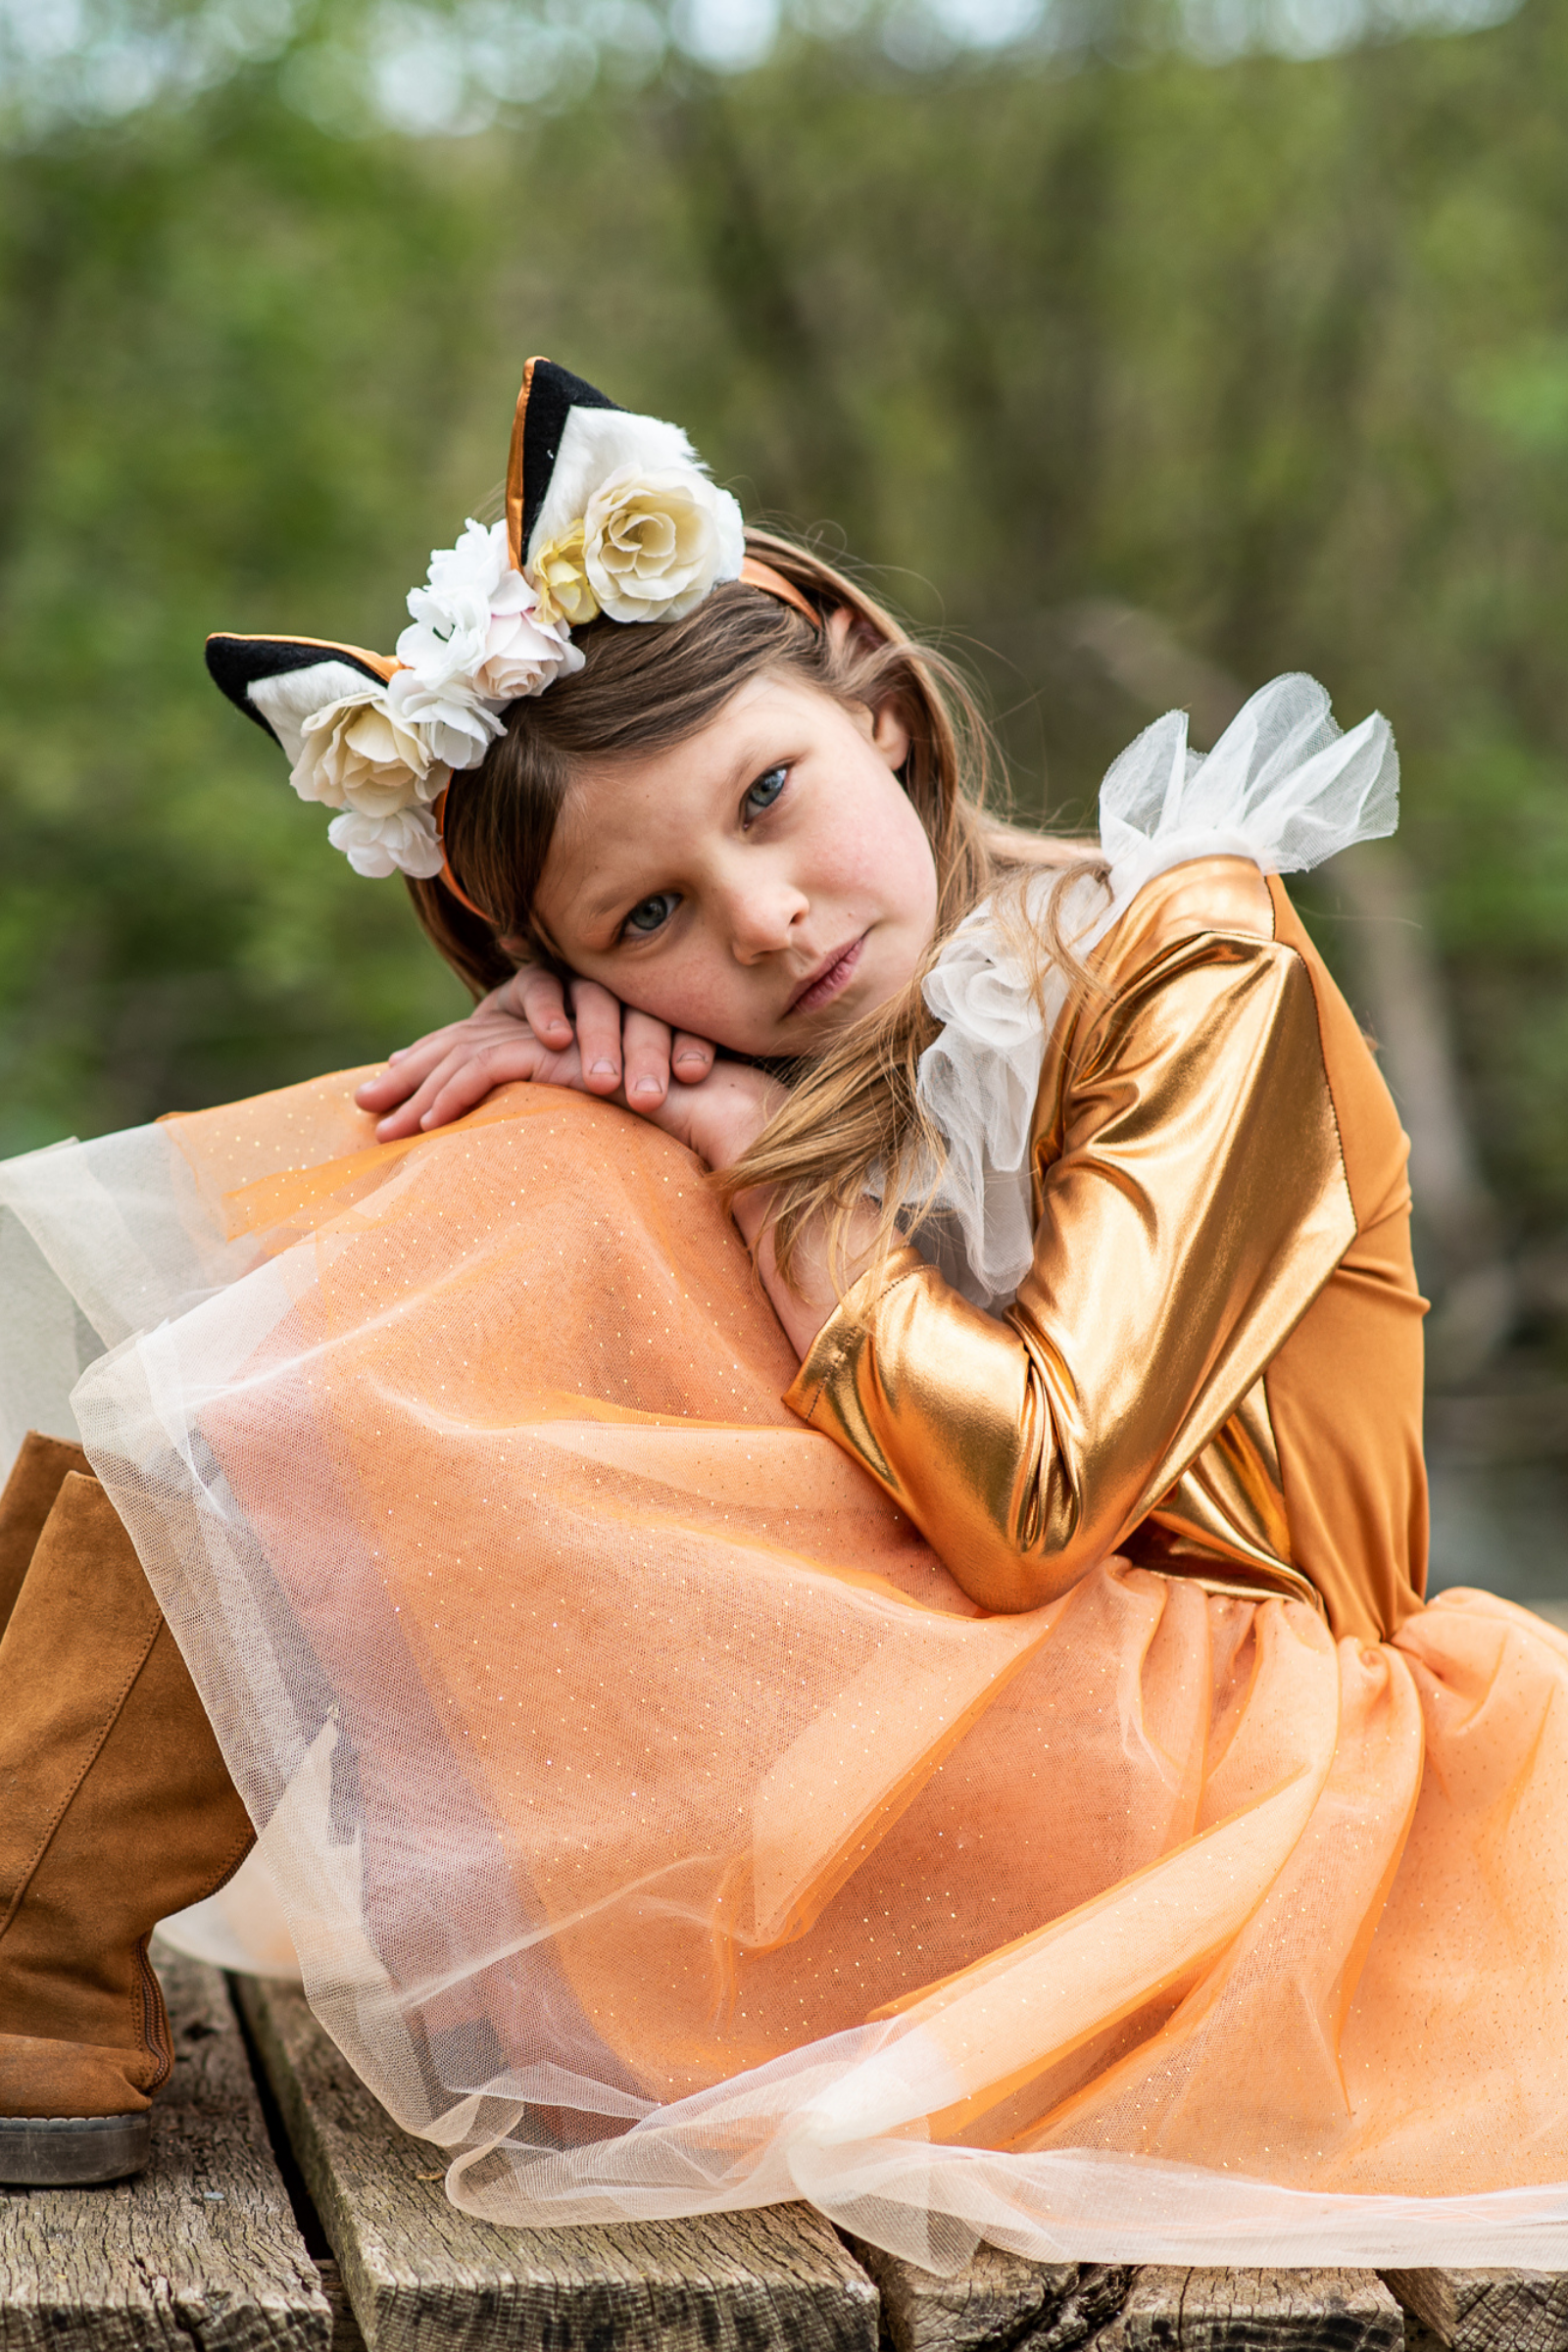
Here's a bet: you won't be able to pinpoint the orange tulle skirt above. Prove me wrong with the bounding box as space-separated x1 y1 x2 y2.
0 1071 1562 2267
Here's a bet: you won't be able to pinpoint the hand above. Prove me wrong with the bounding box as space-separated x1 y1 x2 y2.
634 1056 786 1174
355 967 717 1142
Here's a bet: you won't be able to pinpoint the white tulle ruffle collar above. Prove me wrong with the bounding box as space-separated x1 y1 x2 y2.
910 671 1398 1310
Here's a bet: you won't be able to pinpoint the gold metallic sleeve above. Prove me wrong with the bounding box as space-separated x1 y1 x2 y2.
784 926 1356 1614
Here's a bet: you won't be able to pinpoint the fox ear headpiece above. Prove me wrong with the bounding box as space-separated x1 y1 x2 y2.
205 358 819 893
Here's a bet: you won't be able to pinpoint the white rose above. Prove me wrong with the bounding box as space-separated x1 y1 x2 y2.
327 804 445 881
397 596 489 692
582 464 745 624
290 686 433 816
425 515 508 604
470 568 586 701
386 665 504 774
396 517 508 689
397 516 578 710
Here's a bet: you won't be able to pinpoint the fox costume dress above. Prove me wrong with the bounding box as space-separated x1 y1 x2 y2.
0 364 1564 2266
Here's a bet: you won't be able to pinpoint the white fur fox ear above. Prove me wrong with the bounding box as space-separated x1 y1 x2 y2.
505 357 746 627
205 635 397 762
205 634 454 880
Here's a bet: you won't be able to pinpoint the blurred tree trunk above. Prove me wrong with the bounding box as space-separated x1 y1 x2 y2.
661 78 867 534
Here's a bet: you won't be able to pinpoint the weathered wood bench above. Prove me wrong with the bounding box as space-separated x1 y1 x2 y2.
2 1942 1562 2351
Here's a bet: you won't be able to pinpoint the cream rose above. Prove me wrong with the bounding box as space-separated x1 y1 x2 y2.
581 465 745 624
327 804 445 881
290 688 435 816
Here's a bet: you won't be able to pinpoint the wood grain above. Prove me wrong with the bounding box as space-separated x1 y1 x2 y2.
1382 2267 1568 2352
1092 2268 1402 2351
234 1976 879 2352
0 1942 329 2352
847 2235 1133 2352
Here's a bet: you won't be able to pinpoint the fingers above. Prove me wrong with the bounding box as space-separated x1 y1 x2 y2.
356 1029 471 1111
570 980 628 1095
357 969 719 1138
371 1038 541 1140
369 1044 477 1139
416 1040 567 1136
509 967 573 1051
621 1009 673 1107
669 1031 715 1086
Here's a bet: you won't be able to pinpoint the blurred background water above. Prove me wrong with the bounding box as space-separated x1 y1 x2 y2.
2 0 1567 1604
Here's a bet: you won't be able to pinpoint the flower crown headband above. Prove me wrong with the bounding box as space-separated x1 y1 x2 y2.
206 359 819 911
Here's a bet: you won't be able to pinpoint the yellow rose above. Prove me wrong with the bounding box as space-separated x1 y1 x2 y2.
529 522 601 629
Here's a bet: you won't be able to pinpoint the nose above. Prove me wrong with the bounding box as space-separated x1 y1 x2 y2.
726 873 809 963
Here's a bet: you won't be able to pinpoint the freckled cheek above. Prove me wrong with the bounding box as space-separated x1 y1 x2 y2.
807 816 897 906
586 947 745 1042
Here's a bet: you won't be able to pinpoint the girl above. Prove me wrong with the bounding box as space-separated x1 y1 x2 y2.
0 360 1564 2269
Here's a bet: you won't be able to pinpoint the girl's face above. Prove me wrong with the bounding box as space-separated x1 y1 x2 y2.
531 674 940 1058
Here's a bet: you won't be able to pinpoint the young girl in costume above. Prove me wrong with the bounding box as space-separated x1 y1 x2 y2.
1 359 1565 2269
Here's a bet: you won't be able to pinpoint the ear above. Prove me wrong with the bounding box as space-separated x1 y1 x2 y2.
870 695 912 774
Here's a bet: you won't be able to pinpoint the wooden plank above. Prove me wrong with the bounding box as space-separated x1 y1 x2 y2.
1382 2268 1568 2352
853 2247 1403 2352
0 1941 329 2352
1094 2268 1403 2351
846 2236 1132 2352
234 1976 879 2352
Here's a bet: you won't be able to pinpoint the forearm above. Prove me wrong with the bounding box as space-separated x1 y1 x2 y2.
784 1253 1091 1610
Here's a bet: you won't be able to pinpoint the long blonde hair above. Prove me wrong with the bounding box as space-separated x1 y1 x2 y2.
408 528 1104 1288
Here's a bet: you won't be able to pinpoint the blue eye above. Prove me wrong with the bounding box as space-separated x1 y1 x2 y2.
624 891 679 938
743 766 787 822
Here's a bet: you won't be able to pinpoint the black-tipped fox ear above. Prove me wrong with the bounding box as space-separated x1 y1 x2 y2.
505 358 620 573
205 634 397 759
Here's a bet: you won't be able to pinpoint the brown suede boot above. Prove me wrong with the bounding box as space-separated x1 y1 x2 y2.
0 1469 255 2183
0 1431 88 1641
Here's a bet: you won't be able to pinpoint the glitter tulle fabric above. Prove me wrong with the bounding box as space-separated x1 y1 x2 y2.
3 1071 1567 2267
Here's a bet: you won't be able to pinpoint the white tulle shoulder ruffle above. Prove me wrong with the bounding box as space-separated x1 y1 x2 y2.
911 673 1398 1311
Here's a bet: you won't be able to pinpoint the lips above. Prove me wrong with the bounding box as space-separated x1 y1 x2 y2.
787 934 865 1017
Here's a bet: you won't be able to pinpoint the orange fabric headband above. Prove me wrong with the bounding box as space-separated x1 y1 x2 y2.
437 557 824 925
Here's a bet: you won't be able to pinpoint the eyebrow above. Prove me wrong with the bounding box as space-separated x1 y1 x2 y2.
581 871 649 926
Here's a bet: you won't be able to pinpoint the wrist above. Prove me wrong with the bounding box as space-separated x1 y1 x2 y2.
701 1071 787 1174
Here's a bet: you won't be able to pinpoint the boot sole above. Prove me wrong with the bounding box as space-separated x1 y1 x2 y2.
0 2112 151 2184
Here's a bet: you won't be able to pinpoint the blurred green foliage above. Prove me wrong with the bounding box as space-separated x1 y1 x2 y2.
3 0 1568 1258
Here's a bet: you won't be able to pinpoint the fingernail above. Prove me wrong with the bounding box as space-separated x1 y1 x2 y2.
388 1049 406 1061
675 1052 708 1066
591 1059 617 1076
632 1076 662 1097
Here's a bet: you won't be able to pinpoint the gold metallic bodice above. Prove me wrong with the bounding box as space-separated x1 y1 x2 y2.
786 859 1427 1643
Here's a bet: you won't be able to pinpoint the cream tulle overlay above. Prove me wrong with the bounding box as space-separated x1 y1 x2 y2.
3 1077 1568 2266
